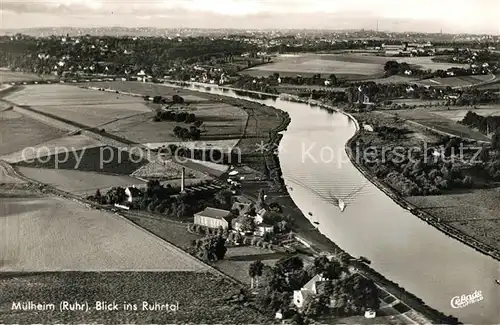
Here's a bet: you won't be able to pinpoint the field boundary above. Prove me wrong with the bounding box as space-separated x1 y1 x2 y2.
403 118 491 144
0 159 247 286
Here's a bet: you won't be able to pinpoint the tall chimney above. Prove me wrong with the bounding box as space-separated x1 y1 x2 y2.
180 167 185 193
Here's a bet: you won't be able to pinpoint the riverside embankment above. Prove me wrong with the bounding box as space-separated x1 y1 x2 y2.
345 131 500 262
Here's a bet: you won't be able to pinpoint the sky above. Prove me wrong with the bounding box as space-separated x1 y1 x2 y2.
1 0 499 34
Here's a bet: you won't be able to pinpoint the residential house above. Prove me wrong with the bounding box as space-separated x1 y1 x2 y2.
255 208 267 224
256 223 274 236
194 207 233 229
363 124 374 132
125 186 142 203
293 274 327 308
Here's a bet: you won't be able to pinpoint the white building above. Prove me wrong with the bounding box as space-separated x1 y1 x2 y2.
293 274 327 308
363 124 374 132
255 223 274 237
125 186 142 203
255 208 267 224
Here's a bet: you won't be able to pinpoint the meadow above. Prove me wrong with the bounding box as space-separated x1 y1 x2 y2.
1 134 104 164
84 81 210 102
407 187 500 251
0 109 66 156
388 109 491 142
4 84 151 128
103 102 248 144
415 74 494 88
15 167 146 196
430 105 500 122
243 53 469 78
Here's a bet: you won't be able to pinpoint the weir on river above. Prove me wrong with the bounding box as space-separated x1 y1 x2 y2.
171 82 499 324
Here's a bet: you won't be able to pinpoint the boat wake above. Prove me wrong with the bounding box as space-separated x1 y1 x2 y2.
285 175 368 213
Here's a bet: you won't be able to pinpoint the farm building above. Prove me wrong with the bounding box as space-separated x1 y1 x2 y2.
194 207 233 229
125 186 142 203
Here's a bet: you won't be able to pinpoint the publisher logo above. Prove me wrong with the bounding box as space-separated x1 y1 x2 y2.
450 290 483 308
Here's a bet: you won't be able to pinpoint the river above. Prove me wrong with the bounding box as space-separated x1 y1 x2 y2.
175 83 499 324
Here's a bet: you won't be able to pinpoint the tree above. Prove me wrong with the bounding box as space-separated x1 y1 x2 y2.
256 188 266 209
105 187 126 204
248 260 264 288
493 128 500 150
290 313 305 325
303 294 328 317
323 280 334 297
239 215 255 232
249 261 257 289
214 190 232 209
479 147 490 162
328 73 337 85
197 235 227 262
276 255 303 275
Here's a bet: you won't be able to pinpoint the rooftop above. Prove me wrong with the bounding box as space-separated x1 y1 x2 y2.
195 207 231 220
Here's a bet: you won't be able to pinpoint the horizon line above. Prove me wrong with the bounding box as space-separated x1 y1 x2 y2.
2 26 498 37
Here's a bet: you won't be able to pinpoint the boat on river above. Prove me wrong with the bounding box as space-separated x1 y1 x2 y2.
338 199 346 212
495 279 500 285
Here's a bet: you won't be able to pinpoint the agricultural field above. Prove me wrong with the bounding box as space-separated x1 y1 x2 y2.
14 145 148 175
4 84 151 128
243 53 468 78
395 56 468 71
0 109 67 156
388 108 491 142
364 75 419 84
103 102 248 144
131 160 207 180
389 98 445 107
407 187 500 250
0 272 269 323
415 74 495 88
244 53 384 79
0 194 212 271
182 158 229 177
475 78 500 91
84 81 210 102
430 105 500 122
14 167 146 196
0 134 104 164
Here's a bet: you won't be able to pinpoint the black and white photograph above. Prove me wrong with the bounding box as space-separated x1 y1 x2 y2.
0 0 499 324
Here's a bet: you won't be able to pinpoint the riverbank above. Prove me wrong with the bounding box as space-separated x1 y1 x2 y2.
268 97 460 324
345 123 500 262
231 90 458 323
